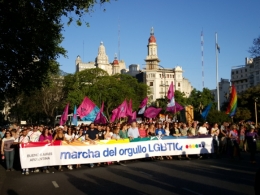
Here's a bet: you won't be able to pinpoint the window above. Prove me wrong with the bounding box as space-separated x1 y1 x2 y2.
236 71 238 74
161 81 163 85
245 69 247 72
161 87 163 92
178 82 180 87
166 81 168 85
159 74 161 78
232 72 234 75
149 82 153 86
256 71 259 75
167 74 169 78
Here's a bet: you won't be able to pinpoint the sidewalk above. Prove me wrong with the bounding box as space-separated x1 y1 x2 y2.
0 161 6 193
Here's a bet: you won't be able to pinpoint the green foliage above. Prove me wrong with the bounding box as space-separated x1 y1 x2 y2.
248 35 260 57
207 110 231 124
63 70 149 118
0 0 112 99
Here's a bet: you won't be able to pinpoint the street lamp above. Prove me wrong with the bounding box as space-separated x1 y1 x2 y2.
255 98 258 127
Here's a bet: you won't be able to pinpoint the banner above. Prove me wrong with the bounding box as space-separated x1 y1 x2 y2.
19 137 213 168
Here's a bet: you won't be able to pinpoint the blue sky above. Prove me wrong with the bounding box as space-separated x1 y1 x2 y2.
57 0 260 90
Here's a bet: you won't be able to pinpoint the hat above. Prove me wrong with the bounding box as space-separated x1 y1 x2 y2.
59 126 64 129
250 125 255 129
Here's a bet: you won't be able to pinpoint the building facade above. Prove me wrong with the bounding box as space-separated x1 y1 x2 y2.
135 27 193 101
75 42 126 75
231 57 260 93
210 78 230 108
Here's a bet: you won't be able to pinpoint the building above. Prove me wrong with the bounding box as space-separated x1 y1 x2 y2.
75 42 126 75
135 27 193 101
210 78 230 108
231 57 260 93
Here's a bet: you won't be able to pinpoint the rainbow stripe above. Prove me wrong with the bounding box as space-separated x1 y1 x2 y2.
226 84 237 116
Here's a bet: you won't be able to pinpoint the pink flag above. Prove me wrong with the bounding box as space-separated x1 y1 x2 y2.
167 82 175 107
139 97 148 108
110 108 119 123
94 102 107 124
126 99 133 117
128 111 136 123
144 107 162 118
77 97 96 118
60 103 69 126
166 102 184 113
116 100 128 118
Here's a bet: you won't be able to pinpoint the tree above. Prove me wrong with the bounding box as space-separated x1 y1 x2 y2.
249 35 260 57
207 110 231 124
0 0 112 99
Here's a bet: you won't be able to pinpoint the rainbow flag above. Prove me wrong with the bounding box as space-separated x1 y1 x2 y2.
226 84 237 116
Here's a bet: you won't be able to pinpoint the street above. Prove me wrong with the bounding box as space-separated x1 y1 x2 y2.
0 153 258 195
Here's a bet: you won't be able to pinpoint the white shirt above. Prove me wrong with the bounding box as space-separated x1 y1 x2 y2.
15 135 30 143
198 126 208 135
27 131 41 142
127 127 140 138
75 134 85 142
65 133 75 141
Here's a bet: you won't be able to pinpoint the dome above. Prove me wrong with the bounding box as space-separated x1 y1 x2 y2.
113 59 119 65
149 35 156 43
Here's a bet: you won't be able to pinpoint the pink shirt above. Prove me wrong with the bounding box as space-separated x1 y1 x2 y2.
139 129 147 138
39 135 53 142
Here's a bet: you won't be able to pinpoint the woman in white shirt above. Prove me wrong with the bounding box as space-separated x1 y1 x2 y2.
65 128 75 170
104 126 113 140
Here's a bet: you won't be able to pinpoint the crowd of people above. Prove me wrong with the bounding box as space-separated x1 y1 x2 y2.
0 120 259 176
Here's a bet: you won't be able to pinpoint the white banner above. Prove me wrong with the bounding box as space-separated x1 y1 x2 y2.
20 138 213 168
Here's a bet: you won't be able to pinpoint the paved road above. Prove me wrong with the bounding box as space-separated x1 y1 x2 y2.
0 154 258 195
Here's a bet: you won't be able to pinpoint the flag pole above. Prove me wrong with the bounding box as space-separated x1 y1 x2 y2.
216 32 220 111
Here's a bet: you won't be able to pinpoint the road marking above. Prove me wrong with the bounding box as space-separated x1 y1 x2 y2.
210 166 231 171
52 181 59 188
182 188 202 195
139 171 153 177
120 163 127 167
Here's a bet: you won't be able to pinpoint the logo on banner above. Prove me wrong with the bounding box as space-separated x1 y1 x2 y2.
185 143 205 149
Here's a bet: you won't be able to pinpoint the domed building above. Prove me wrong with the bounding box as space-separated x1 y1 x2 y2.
75 42 126 75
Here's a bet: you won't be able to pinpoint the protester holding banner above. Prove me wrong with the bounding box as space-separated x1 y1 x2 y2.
65 127 75 170
1 130 15 171
128 122 140 139
104 126 113 140
147 123 156 137
119 123 128 139
14 128 30 175
53 127 65 171
138 123 147 138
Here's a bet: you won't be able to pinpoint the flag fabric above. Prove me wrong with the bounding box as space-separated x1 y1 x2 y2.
60 103 69 126
138 97 148 114
167 82 175 107
138 106 146 115
116 100 128 118
126 99 133 117
110 108 119 123
144 107 162 118
166 102 184 113
139 97 148 108
128 111 136 123
201 103 212 120
77 97 100 122
94 102 107 124
226 85 237 117
72 105 78 126
216 43 220 53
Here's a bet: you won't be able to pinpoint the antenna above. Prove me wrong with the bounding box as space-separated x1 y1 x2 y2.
118 19 120 61
201 30 204 90
83 40 84 62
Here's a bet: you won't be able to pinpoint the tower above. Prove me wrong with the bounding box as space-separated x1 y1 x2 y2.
95 42 112 75
112 53 120 75
145 27 160 70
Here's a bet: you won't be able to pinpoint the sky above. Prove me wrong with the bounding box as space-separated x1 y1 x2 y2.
57 0 260 90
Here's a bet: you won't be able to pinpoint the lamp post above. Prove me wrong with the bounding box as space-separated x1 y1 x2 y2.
255 98 258 127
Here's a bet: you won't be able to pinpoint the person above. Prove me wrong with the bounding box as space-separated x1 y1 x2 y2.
229 125 240 159
27 125 41 173
119 123 128 139
39 127 53 173
13 128 30 175
198 122 208 135
112 127 121 140
65 127 75 170
1 130 15 171
0 128 6 140
180 123 188 136
85 123 98 168
211 123 220 157
155 123 166 137
138 123 147 138
53 127 65 171
246 126 258 163
164 122 170 136
104 126 113 140
74 128 85 168
239 125 246 151
147 123 156 137
170 123 181 137
97 125 105 140
127 122 140 139
188 122 197 136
